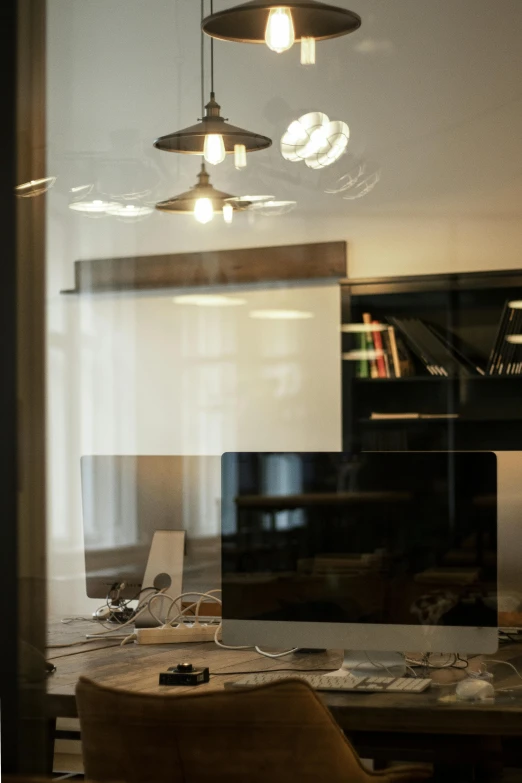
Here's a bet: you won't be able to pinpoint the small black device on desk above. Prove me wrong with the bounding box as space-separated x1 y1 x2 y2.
159 662 210 686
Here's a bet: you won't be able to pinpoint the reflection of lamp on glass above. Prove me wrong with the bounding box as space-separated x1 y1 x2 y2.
300 36 315 64
234 144 247 169
105 202 154 221
155 163 251 225
281 112 349 168
250 309 313 319
68 185 119 217
222 203 234 224
250 199 296 216
15 176 56 197
173 294 246 306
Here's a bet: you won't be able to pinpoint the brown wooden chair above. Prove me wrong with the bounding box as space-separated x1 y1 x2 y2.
76 676 431 783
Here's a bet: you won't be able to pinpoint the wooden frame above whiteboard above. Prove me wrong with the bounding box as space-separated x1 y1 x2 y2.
61 241 347 294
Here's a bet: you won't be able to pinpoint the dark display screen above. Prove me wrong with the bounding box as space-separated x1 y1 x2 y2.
221 452 497 628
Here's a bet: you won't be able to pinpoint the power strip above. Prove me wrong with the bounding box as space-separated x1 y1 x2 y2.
135 623 219 645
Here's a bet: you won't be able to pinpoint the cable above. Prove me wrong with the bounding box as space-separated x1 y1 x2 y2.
214 622 251 651
48 643 122 660
48 638 126 649
487 659 522 682
255 646 299 659
165 590 222 627
210 0 214 93
146 592 177 627
121 633 137 646
211 667 338 677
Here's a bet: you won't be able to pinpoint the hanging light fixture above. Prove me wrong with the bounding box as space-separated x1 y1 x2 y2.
154 0 271 167
155 163 251 224
202 0 361 65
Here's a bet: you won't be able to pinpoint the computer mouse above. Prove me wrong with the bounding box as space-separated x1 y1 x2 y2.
455 679 495 701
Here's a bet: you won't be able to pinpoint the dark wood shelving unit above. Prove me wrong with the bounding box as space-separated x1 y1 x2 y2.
340 269 522 452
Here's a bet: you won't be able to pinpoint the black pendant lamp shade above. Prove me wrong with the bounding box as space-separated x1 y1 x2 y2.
201 0 361 44
154 93 271 155
155 163 251 214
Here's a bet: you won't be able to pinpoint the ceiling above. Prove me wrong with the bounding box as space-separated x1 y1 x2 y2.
48 0 522 221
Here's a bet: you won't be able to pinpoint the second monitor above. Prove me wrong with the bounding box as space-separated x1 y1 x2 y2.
221 451 498 668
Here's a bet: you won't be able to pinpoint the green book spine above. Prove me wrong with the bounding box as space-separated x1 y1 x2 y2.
357 333 369 378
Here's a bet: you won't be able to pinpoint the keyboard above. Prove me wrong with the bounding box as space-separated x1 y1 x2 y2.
226 672 431 693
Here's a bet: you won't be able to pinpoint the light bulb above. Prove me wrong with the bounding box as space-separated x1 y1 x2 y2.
265 8 295 53
223 203 234 224
234 144 247 169
301 37 316 65
204 134 226 165
194 197 214 224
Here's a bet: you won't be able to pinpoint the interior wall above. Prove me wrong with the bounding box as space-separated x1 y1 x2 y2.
47 285 342 615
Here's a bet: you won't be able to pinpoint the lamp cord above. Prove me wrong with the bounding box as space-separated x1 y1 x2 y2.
210 0 215 94
200 0 205 116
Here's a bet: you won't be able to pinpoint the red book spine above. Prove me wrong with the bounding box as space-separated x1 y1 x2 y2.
372 321 387 378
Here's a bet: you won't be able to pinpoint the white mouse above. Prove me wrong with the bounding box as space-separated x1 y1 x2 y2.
455 679 495 701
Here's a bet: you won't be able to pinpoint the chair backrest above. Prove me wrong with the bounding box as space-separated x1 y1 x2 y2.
76 676 382 783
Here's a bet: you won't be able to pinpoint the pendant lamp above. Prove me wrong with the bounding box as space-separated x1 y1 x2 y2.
202 0 361 64
155 163 251 224
154 0 271 168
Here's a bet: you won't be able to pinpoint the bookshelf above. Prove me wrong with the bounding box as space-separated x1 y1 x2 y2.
340 269 522 451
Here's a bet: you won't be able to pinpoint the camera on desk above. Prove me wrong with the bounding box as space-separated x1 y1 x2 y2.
159 662 210 686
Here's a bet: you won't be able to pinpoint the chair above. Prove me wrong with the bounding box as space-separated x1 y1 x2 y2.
76 676 431 783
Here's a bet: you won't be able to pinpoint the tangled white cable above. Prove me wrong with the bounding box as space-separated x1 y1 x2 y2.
281 112 349 170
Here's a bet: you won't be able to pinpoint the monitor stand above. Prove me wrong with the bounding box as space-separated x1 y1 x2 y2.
135 530 185 628
328 651 406 678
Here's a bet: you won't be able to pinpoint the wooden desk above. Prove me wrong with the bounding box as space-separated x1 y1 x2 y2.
47 621 522 776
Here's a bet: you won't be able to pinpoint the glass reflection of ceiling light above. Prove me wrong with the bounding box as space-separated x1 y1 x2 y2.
505 335 522 344
155 163 251 225
342 170 380 199
342 349 384 361
281 112 328 161
15 176 56 197
301 36 316 64
341 323 388 333
250 200 297 216
105 203 154 220
202 0 362 66
508 301 522 309
172 294 247 306
249 309 314 320
222 203 234 224
69 197 120 216
234 144 247 169
227 194 275 203
281 112 349 168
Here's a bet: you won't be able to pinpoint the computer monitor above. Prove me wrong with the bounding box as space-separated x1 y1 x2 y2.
221 452 498 670
81 455 221 600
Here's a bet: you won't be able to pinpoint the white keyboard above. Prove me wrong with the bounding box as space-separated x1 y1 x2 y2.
227 672 431 693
